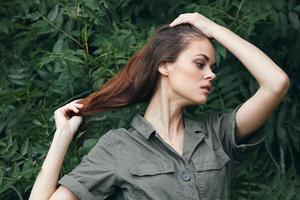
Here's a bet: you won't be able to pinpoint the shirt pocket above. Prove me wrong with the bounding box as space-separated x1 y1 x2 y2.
129 159 175 176
128 159 181 200
192 148 230 199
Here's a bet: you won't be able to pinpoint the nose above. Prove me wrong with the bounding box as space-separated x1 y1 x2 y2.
204 68 216 81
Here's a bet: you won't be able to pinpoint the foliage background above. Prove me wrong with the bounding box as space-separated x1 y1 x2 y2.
0 0 299 199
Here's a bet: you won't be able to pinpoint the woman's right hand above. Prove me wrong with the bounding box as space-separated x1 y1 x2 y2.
169 12 221 39
53 99 84 140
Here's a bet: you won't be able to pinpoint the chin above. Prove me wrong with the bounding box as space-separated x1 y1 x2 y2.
190 97 207 105
199 99 207 105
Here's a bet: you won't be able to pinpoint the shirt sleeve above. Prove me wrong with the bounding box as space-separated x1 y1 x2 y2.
58 130 118 200
209 103 267 159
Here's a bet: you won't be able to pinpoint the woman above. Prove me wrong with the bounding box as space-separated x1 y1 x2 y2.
29 13 290 200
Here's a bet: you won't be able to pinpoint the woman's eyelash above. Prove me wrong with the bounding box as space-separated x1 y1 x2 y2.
196 62 217 72
196 62 205 68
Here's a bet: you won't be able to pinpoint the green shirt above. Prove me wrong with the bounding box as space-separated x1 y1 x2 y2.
58 103 266 200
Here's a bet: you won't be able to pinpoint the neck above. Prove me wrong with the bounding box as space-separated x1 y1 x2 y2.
144 78 186 142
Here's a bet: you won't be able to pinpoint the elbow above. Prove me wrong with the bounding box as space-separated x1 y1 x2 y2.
269 73 290 95
276 73 290 94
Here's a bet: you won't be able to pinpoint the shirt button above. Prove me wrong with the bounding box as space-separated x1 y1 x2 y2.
182 171 191 181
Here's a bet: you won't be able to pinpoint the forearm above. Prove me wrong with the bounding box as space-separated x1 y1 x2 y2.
29 129 72 200
212 25 290 93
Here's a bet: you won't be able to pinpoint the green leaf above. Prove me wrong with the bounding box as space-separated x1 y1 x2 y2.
38 56 55 68
277 103 287 125
11 161 20 178
48 5 59 22
279 12 288 36
20 138 29 155
8 135 13 147
0 167 3 186
288 12 300 29
217 73 239 87
277 126 288 151
33 119 43 127
221 80 241 94
53 35 64 53
239 83 250 98
265 124 274 147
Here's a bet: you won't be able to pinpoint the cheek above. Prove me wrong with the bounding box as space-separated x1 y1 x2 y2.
169 66 201 96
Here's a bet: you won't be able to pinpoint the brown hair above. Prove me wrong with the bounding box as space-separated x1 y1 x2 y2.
75 24 207 116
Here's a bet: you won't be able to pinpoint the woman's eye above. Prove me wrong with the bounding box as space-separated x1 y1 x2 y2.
196 63 205 69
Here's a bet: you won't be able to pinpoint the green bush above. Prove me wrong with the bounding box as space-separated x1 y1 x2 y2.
0 0 299 199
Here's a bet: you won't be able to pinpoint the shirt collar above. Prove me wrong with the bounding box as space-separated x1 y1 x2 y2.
130 111 207 140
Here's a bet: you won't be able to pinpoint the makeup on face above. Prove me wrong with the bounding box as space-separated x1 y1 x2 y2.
193 53 217 72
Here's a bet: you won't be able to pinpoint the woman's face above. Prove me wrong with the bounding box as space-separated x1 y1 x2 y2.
166 38 217 105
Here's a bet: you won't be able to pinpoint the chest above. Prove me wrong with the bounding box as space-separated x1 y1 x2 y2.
155 130 185 157
163 134 184 157
118 136 231 200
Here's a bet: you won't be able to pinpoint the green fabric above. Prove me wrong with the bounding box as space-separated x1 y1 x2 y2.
58 103 267 200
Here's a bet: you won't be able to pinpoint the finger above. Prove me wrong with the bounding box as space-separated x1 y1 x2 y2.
170 14 194 27
169 19 182 27
74 99 83 103
66 101 83 109
69 105 80 113
170 12 199 27
66 99 83 107
75 103 84 108
170 17 190 27
169 14 183 26
169 16 183 27
73 99 84 104
62 105 79 114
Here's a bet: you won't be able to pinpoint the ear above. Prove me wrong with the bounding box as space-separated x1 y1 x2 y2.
158 63 170 76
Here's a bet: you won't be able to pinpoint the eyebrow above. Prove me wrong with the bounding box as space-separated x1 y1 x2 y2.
194 53 216 65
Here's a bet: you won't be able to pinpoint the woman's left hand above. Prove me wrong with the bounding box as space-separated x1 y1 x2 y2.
169 12 221 39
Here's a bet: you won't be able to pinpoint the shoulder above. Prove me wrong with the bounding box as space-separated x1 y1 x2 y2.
105 127 131 138
184 110 224 128
98 128 131 145
204 104 244 129
103 127 128 137
203 109 235 126
88 128 129 157
183 110 232 137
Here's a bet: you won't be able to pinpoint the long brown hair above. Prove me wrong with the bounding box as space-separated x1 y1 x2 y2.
75 24 207 116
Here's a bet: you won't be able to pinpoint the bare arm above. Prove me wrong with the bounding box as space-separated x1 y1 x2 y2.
211 25 290 142
170 13 290 142
29 129 78 200
29 100 84 200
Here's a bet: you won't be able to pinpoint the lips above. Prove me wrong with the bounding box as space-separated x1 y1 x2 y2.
200 84 212 93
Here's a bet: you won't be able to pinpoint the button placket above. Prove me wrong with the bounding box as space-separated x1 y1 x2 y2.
152 136 200 199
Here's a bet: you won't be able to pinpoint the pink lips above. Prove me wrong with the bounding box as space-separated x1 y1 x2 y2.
200 84 212 94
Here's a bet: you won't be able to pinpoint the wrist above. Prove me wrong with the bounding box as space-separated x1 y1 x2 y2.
211 24 226 39
53 128 73 144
